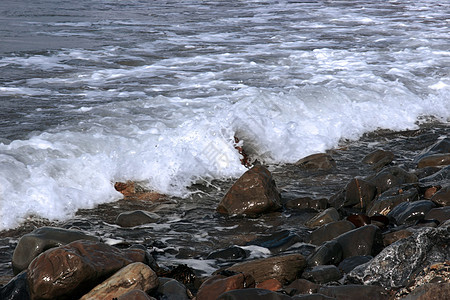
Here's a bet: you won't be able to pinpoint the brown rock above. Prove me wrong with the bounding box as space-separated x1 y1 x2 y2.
117 289 156 300
80 262 158 300
114 181 164 201
256 278 282 291
226 254 306 284
417 154 450 168
402 283 450 300
362 149 394 171
309 220 355 245
196 273 255 300
382 229 413 246
344 178 377 209
295 153 336 170
286 278 319 294
367 187 418 217
305 207 340 229
425 207 450 224
318 285 390 300
217 165 281 216
115 210 161 227
285 197 328 210
431 185 450 206
27 240 146 300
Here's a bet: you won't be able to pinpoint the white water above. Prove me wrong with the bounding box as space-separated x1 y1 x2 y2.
0 0 449 230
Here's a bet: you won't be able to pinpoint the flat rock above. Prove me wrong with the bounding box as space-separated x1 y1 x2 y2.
295 153 336 170
226 254 306 284
26 240 146 300
417 154 450 168
217 165 281 216
12 226 98 274
80 262 158 300
115 210 161 227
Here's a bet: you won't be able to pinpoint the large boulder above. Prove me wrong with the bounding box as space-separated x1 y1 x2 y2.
12 226 99 275
80 262 158 299
225 254 306 284
26 240 146 300
347 224 450 288
217 165 281 216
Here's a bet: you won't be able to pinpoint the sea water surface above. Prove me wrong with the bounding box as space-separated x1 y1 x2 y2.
0 0 449 230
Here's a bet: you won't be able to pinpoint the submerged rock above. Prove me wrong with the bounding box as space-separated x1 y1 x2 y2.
217 165 281 216
247 230 302 253
12 226 98 275
26 240 146 300
347 224 450 288
207 246 249 260
115 210 161 227
295 153 336 170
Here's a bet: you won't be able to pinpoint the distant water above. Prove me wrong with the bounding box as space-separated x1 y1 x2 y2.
0 0 449 230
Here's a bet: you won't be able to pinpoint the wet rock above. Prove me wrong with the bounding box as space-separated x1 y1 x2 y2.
0 271 30 300
301 265 342 284
417 154 450 168
423 185 440 199
285 279 319 294
425 207 450 224
307 240 343 267
115 210 161 227
256 278 282 291
114 181 164 201
346 214 370 227
367 187 419 217
217 165 281 216
295 153 336 170
402 283 450 300
196 273 255 300
12 226 98 275
309 220 355 246
207 246 249 260
318 285 390 300
338 255 372 273
420 166 450 185
26 240 146 300
247 230 302 253
217 288 292 300
156 278 189 300
368 167 418 194
344 178 377 209
291 294 335 300
347 224 450 288
117 289 156 300
226 254 306 284
362 149 394 171
285 197 328 211
336 225 383 259
382 229 413 246
387 200 436 225
80 262 158 300
430 185 450 206
414 166 443 179
305 208 340 229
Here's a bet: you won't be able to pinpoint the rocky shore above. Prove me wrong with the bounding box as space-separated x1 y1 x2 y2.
0 122 449 299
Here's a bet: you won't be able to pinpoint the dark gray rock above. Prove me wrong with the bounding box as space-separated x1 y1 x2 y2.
115 210 161 227
387 200 436 225
431 185 450 206
207 246 249 260
247 230 302 253
318 285 390 300
12 226 98 275
335 225 383 259
285 197 328 211
217 288 292 300
307 240 343 267
0 272 30 300
362 149 394 171
344 178 377 209
285 279 319 294
424 207 450 225
301 265 342 284
347 224 450 288
420 166 450 186
156 278 189 300
338 255 372 273
305 208 340 229
367 186 418 217
309 220 355 246
292 294 335 300
368 167 417 194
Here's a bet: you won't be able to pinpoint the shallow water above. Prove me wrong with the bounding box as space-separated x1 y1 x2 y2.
0 122 447 284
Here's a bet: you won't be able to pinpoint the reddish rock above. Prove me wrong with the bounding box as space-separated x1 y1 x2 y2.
114 181 164 201
217 165 281 216
196 273 255 300
295 153 336 170
226 254 306 284
256 278 282 291
80 262 158 299
27 240 146 300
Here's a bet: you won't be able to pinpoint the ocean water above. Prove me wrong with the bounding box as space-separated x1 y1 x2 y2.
0 0 449 231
